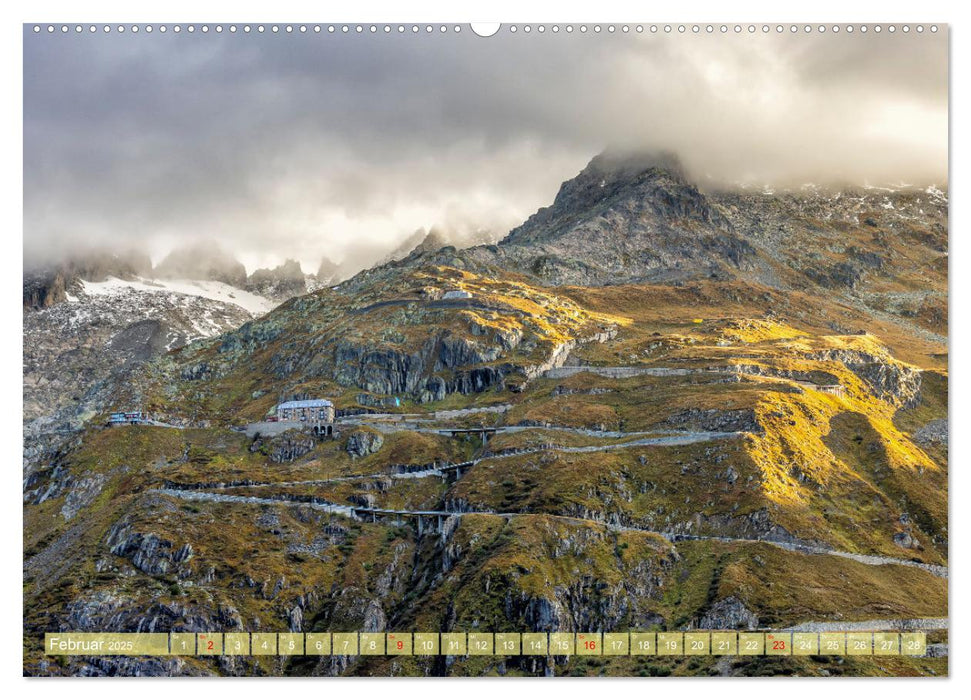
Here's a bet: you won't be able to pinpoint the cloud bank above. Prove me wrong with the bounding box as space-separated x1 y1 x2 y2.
23 26 948 274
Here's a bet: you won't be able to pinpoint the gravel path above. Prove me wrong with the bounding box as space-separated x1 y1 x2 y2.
782 618 948 632
663 533 947 579
543 366 720 379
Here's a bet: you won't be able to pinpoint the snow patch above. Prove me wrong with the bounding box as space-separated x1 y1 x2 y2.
925 185 948 205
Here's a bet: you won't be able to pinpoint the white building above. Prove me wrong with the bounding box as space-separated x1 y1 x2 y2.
442 289 472 299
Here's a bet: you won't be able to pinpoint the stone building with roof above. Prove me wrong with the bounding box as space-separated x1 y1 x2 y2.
274 398 335 435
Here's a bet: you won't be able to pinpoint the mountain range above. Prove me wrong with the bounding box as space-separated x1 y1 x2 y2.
23 151 948 677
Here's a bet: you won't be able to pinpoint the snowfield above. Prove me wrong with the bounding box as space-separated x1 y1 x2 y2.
79 276 278 315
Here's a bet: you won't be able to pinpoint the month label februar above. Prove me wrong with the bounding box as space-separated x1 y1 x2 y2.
45 633 170 656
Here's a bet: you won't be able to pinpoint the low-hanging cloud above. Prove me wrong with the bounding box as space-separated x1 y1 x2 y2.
23 26 948 275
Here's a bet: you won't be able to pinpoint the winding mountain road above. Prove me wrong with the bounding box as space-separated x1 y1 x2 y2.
162 429 742 491
153 487 947 579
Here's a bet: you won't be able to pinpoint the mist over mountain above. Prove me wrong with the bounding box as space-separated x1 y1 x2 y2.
316 257 340 285
23 248 153 309
26 146 948 313
153 242 248 287
24 28 947 285
25 244 332 309
23 222 506 309
377 225 499 266
339 149 947 297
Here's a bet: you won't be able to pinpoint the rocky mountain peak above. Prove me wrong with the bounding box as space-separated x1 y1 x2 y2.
569 149 689 192
500 149 717 250
244 259 307 301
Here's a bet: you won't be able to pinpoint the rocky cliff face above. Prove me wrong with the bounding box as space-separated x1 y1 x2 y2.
160 267 624 422
332 334 518 401
808 345 923 408
23 269 69 309
23 250 153 309
345 429 384 457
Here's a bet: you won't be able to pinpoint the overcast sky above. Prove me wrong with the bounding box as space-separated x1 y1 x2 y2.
24 26 948 274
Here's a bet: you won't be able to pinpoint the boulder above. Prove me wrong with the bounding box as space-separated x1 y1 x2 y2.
697 596 759 630
346 429 384 457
